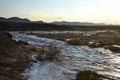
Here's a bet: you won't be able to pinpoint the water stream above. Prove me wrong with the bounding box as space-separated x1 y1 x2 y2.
11 32 120 80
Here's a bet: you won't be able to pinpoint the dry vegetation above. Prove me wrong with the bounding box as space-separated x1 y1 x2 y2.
0 32 32 80
28 30 120 53
36 44 62 62
75 70 101 80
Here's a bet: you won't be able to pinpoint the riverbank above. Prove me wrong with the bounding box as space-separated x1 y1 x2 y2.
0 32 35 80
0 32 69 80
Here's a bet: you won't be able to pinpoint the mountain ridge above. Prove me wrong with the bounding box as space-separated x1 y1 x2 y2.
0 17 31 23
0 17 107 26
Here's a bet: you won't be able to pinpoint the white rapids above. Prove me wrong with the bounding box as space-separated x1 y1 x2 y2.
11 32 120 80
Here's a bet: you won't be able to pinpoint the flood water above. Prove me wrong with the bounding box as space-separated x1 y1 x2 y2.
11 31 120 80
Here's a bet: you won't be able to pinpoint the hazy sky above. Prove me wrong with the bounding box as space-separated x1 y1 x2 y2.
0 0 120 24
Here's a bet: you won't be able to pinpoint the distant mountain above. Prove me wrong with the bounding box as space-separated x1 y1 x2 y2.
0 17 106 26
8 17 31 23
0 17 7 22
0 17 31 23
51 21 106 26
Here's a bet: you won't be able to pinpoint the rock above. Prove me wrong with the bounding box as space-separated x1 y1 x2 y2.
108 45 120 53
18 40 29 45
4 32 12 38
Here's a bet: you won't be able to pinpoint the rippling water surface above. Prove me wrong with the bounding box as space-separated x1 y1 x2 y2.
11 32 120 80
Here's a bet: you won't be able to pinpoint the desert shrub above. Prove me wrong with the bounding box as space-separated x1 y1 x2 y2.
75 70 101 80
67 38 87 45
37 44 61 61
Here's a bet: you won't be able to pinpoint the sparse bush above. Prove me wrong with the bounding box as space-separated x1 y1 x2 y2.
67 38 87 45
75 70 101 80
37 44 61 61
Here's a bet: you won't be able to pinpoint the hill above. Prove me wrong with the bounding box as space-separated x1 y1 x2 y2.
0 17 31 23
